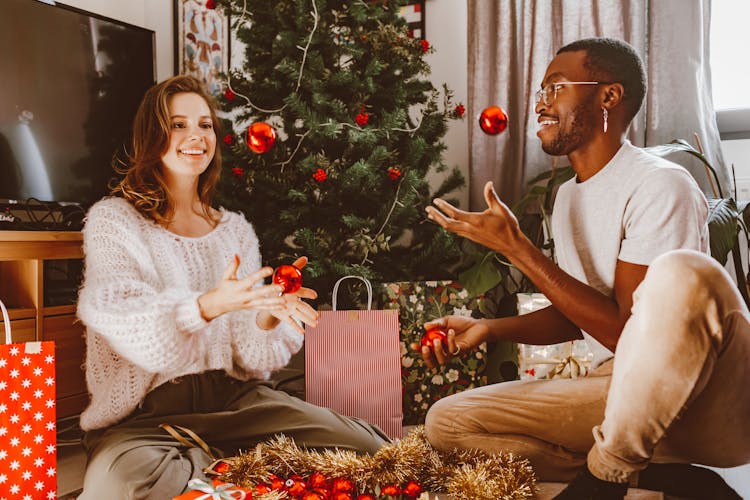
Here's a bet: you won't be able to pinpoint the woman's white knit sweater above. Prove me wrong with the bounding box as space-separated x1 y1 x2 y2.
77 197 302 431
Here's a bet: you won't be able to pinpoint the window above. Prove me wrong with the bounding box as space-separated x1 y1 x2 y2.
711 0 750 138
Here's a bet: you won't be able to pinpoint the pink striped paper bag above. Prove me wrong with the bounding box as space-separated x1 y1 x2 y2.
305 276 403 438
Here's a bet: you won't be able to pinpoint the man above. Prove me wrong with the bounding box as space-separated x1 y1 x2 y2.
423 38 749 499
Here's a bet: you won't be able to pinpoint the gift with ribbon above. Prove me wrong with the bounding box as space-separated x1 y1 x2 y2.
172 478 251 500
516 293 594 380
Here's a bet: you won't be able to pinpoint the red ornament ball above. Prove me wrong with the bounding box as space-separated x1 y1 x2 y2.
205 0 216 9
454 103 466 118
223 133 234 145
420 327 448 350
284 475 307 496
356 495 376 500
308 472 329 490
254 483 272 494
247 122 277 153
403 480 424 498
331 477 355 493
273 265 303 294
355 111 369 126
479 105 509 135
420 39 430 53
302 492 328 500
387 167 401 181
224 88 235 101
268 474 285 490
331 493 353 500
380 484 402 496
230 167 244 177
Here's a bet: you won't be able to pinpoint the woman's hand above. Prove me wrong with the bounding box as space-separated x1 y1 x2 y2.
420 315 490 370
198 254 285 322
260 256 320 334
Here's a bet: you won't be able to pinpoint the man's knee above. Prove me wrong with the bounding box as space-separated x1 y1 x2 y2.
425 395 462 450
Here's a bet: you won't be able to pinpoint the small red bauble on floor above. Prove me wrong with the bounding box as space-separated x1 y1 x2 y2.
247 121 277 153
478 105 509 135
273 265 303 294
420 327 448 350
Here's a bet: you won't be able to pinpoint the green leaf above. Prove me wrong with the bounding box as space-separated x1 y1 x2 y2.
707 197 739 265
458 251 504 296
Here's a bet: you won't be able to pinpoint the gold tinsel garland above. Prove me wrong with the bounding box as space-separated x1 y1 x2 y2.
219 426 536 499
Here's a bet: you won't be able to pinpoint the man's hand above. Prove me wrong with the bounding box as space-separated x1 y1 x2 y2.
420 315 490 370
425 181 524 256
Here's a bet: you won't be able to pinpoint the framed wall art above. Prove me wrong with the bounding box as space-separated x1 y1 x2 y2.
398 1 426 39
173 0 230 95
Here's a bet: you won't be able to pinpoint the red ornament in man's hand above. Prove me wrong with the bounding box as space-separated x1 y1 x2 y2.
273 265 303 294
247 122 277 153
479 106 509 135
420 327 448 350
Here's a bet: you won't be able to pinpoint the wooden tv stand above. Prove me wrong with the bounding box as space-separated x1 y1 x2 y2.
0 231 88 419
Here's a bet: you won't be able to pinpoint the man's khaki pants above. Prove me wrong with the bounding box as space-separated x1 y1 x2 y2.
79 371 389 499
425 249 750 483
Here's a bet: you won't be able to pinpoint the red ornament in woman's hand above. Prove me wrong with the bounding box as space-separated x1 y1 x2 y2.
420 327 448 350
247 122 277 153
479 105 509 135
273 265 303 294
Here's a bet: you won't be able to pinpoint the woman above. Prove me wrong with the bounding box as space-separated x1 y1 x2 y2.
77 75 388 499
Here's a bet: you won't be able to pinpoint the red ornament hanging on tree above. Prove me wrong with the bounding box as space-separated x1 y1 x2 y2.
387 167 401 181
420 327 448 350
420 39 430 53
479 105 509 135
224 88 235 101
223 133 234 145
355 105 369 126
313 168 327 182
230 167 244 177
273 265 303 294
247 122 277 153
453 103 466 118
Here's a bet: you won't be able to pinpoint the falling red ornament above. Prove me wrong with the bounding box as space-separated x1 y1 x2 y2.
381 484 402 496
313 168 327 182
230 167 244 177
223 133 234 145
387 167 401 181
247 122 277 153
284 475 308 496
331 477 355 492
420 327 448 350
273 264 303 294
479 105 509 135
420 39 430 53
403 480 424 498
355 104 369 126
454 103 466 118
224 88 235 101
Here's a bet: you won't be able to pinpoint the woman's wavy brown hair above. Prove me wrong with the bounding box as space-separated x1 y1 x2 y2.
110 75 222 225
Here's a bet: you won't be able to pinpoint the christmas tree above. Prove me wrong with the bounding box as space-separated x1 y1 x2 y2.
217 0 466 303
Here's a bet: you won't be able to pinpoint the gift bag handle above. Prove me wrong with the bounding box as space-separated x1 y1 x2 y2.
332 275 372 311
1 299 11 344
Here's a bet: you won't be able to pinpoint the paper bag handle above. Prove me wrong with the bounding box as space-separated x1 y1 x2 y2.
332 276 372 311
1 299 11 344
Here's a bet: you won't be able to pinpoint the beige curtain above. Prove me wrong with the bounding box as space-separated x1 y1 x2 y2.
468 0 726 208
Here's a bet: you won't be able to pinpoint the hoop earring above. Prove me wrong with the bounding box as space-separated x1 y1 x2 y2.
602 107 608 133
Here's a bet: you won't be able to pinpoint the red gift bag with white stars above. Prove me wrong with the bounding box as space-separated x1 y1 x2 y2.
0 300 56 499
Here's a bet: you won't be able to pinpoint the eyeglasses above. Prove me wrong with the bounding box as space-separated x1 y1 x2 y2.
535 81 611 106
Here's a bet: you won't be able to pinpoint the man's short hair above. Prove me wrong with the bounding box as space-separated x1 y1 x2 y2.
557 38 647 124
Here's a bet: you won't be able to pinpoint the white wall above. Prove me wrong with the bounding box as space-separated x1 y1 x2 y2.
424 0 470 209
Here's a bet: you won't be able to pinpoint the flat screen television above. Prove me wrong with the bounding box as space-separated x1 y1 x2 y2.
0 0 155 209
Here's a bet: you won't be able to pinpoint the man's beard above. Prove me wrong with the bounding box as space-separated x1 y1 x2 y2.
541 100 598 157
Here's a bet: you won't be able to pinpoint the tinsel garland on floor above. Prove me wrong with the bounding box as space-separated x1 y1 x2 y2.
219 426 536 499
